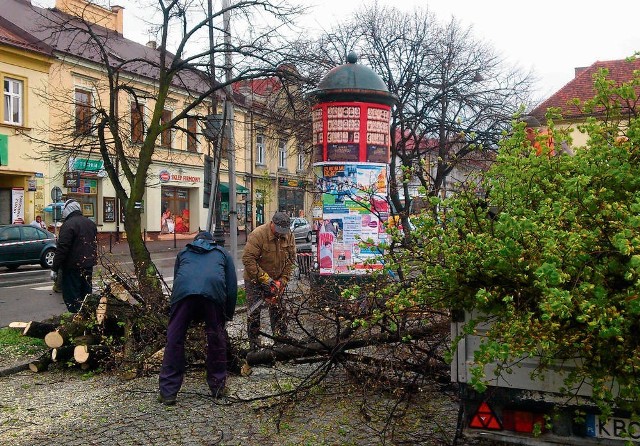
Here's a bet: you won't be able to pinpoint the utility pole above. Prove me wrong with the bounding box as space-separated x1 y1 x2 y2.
223 0 238 261
205 0 222 244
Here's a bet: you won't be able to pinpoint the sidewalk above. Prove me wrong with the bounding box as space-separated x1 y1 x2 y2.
100 230 248 256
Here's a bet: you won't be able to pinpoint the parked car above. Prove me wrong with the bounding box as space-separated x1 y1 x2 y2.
0 224 57 270
290 217 312 243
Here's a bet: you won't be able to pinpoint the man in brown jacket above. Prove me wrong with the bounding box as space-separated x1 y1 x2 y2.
242 211 296 349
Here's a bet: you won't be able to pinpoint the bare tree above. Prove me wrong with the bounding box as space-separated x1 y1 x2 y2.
9 0 303 303
283 4 535 232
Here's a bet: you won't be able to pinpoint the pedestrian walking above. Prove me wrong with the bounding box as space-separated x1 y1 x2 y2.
158 231 238 405
51 199 97 313
242 211 296 350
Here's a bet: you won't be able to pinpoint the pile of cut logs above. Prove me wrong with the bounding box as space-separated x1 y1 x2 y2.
9 281 140 373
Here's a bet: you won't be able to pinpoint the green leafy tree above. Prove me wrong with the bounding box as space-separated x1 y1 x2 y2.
381 65 640 418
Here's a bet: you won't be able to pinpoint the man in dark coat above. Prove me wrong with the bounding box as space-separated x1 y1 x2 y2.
158 231 238 405
51 199 97 313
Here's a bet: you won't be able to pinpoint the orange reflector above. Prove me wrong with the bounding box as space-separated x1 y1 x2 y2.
469 402 502 430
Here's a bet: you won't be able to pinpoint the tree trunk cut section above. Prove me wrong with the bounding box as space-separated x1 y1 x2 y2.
23 321 57 339
29 352 52 373
74 345 109 364
51 345 75 363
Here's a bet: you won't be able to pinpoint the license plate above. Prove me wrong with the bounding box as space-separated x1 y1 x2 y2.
586 414 640 441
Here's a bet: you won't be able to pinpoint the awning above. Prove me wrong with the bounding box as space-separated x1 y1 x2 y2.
219 182 249 194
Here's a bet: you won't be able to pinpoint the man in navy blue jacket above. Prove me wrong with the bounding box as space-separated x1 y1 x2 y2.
158 231 237 405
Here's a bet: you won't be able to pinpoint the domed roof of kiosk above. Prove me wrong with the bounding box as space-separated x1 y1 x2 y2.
309 52 397 106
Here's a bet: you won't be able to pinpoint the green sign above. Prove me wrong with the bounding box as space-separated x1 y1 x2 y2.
73 158 104 171
0 134 7 166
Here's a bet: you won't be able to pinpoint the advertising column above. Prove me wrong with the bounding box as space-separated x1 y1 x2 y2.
312 101 392 276
315 162 389 275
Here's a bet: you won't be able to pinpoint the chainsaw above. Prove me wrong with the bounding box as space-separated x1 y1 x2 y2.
248 279 285 315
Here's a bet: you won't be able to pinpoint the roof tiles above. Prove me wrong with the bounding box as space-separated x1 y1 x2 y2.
531 58 640 121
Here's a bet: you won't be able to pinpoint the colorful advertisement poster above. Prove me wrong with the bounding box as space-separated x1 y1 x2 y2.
314 162 389 275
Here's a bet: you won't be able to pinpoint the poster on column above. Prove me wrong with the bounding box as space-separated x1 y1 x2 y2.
314 162 389 275
12 188 24 224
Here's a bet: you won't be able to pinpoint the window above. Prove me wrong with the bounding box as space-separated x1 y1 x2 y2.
131 102 144 143
297 151 305 171
4 78 23 125
0 226 20 241
160 109 172 148
75 89 92 135
278 139 287 169
186 117 198 152
256 133 265 165
22 226 40 241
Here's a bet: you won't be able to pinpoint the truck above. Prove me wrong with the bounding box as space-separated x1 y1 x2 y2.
452 311 640 445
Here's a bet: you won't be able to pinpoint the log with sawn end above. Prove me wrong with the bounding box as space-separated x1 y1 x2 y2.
29 351 52 373
51 345 75 363
44 321 86 348
22 321 58 339
74 345 109 364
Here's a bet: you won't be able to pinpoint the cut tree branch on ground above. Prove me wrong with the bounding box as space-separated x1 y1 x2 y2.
245 322 449 366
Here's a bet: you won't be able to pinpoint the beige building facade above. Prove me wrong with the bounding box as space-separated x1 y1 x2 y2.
1 0 312 237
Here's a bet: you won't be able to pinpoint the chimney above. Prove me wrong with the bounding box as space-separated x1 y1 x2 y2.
111 5 124 35
55 0 124 34
574 67 589 78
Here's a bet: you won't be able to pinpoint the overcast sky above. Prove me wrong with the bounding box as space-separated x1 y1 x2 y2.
35 0 640 101
292 0 640 99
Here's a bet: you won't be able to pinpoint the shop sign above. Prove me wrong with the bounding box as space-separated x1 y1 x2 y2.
159 169 201 183
64 171 81 188
278 177 305 188
159 170 171 183
73 158 104 172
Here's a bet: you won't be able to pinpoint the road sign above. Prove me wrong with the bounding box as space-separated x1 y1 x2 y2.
51 186 62 202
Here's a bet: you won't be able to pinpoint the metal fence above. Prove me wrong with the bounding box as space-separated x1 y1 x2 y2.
296 252 314 278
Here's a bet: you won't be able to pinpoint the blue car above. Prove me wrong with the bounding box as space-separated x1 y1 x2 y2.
0 224 57 270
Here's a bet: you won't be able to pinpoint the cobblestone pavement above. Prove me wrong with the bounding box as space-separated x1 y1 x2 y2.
0 359 462 445
0 240 471 445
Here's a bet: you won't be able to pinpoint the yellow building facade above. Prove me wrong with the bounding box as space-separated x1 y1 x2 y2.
0 20 53 225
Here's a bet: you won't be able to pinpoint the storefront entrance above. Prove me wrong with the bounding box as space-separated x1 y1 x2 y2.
161 186 191 233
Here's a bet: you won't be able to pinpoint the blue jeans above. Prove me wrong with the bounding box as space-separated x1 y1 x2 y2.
159 295 227 397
